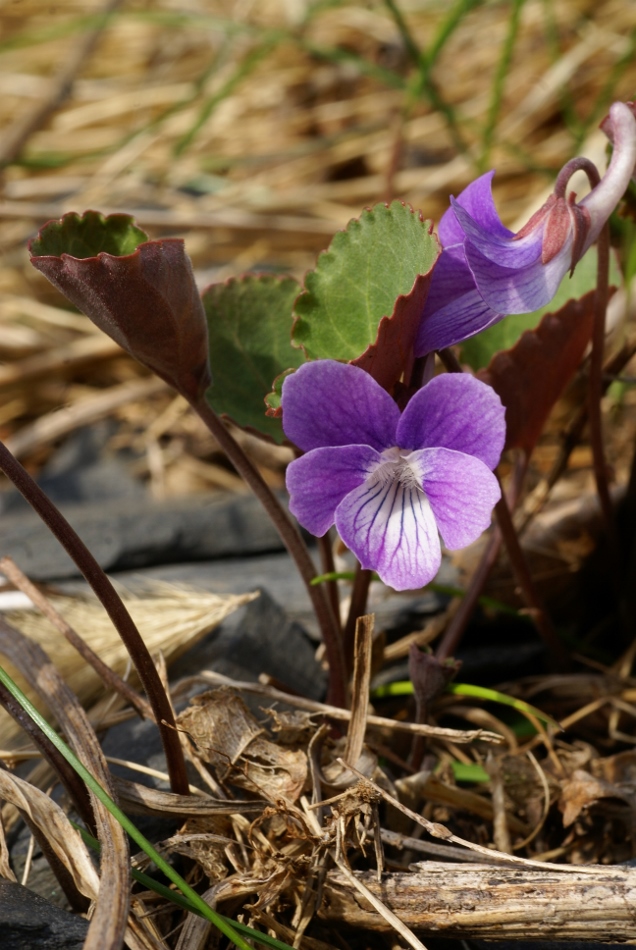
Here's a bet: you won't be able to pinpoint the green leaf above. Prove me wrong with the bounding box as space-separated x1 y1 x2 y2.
450 761 490 784
460 246 622 370
203 275 305 443
29 210 148 259
292 202 439 371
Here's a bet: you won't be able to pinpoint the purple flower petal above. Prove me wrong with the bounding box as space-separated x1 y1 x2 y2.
409 447 501 548
397 374 505 470
286 444 380 537
415 244 503 355
439 171 512 247
464 237 573 314
335 474 441 591
281 360 400 452
452 200 543 269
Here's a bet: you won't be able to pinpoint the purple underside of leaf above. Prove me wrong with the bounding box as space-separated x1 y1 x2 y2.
335 477 442 591
464 237 573 314
415 245 503 355
31 242 211 401
439 170 513 247
286 444 380 536
281 360 400 452
410 447 501 549
396 374 506 470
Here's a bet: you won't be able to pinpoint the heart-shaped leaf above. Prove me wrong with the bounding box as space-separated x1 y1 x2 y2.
477 289 604 454
203 275 304 443
292 202 439 389
29 212 211 403
461 246 621 371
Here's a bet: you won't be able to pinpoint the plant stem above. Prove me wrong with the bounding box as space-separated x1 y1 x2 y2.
588 222 621 587
317 532 342 641
0 440 190 795
192 398 348 708
494 487 569 671
436 528 503 661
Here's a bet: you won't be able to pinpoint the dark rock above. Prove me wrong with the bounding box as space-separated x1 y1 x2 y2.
0 881 88 950
170 586 327 699
0 422 145 514
0 492 285 579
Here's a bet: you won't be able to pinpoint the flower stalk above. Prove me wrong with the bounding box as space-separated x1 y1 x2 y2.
191 397 348 708
0 440 190 796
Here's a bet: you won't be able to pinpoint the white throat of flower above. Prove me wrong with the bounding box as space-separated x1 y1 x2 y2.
371 446 423 492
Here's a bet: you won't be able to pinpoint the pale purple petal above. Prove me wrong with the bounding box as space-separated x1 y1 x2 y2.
281 360 399 452
335 476 441 591
409 447 501 548
465 236 573 313
415 244 503 355
452 200 544 269
397 374 505 470
581 101 636 248
439 170 513 247
286 444 380 537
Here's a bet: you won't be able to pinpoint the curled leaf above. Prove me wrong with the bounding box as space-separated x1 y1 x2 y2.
29 211 211 403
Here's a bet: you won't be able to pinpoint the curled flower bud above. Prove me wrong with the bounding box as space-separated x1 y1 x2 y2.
416 102 636 357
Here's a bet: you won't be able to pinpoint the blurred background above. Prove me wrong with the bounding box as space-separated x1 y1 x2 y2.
1 0 635 497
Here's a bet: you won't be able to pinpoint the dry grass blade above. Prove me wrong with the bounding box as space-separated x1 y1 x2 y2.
331 853 429 950
0 616 129 949
0 335 123 392
113 776 264 818
339 760 608 874
0 0 124 167
343 613 374 770
4 376 168 460
0 557 149 718
0 582 256 750
173 671 503 743
0 768 99 900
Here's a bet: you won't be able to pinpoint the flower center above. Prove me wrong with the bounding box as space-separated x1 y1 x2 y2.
371 447 422 492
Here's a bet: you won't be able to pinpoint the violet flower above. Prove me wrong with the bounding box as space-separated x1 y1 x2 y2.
282 360 505 591
416 101 636 356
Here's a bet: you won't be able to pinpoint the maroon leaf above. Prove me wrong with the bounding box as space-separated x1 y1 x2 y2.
29 213 211 403
477 290 602 454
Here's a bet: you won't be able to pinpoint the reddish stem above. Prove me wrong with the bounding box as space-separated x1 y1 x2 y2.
588 222 621 588
192 398 348 708
0 441 190 795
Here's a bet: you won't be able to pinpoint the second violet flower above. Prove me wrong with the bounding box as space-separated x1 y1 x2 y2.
282 360 505 591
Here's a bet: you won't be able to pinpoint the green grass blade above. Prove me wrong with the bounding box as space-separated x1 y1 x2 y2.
75 824 297 950
372 679 559 730
0 664 254 950
446 683 561 729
